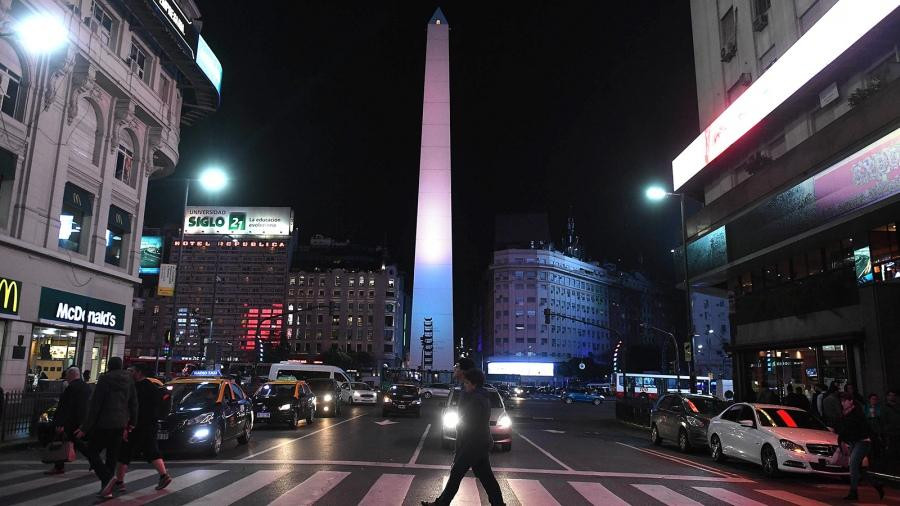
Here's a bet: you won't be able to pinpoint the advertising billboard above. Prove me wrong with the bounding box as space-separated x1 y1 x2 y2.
139 236 162 275
196 35 222 94
158 264 177 296
184 207 292 236
487 362 554 377
854 246 873 285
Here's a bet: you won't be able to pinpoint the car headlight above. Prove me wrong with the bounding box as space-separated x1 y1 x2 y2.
497 415 512 429
39 412 50 423
384 396 392 403
279 404 291 411
779 439 806 453
687 416 705 428
412 399 421 405
443 411 460 429
514 388 523 394
186 412 215 426
323 394 333 402
353 392 360 397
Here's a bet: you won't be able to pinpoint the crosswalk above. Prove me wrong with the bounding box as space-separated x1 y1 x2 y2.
0 466 888 505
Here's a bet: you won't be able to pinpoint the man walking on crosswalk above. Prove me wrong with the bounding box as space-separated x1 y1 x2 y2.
422 367 505 506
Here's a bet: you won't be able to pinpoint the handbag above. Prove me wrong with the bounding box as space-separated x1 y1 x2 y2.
40 435 76 464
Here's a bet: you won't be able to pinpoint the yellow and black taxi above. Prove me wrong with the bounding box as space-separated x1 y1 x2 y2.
252 380 316 429
158 370 253 456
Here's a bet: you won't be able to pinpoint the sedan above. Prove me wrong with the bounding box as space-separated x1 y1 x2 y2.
341 382 378 405
563 388 604 405
708 402 848 477
420 383 452 399
382 384 422 417
650 393 727 452
252 380 316 429
306 378 342 417
442 387 512 451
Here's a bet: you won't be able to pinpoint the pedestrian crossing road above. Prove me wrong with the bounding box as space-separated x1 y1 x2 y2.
0 464 895 506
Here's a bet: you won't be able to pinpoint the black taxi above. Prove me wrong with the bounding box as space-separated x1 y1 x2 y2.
158 371 253 456
252 380 316 429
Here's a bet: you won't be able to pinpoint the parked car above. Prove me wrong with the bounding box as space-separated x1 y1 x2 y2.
441 387 512 451
420 383 452 399
158 372 253 456
252 380 316 429
306 378 343 417
382 384 422 417
562 388 604 405
341 382 378 405
707 402 848 477
650 393 727 452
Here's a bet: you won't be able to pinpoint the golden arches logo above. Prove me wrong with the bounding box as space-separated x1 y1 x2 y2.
0 278 19 314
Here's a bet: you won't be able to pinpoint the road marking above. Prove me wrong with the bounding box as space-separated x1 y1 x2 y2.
268 470 349 506
755 490 830 506
508 478 561 506
632 484 703 506
569 481 630 506
0 470 39 481
241 414 366 459
543 429 565 434
11 469 156 506
0 472 85 499
358 473 414 505
443 476 480 505
182 470 287 505
516 431 574 471
533 417 554 420
375 420 398 425
694 486 768 506
408 423 431 465
617 443 741 479
107 469 228 505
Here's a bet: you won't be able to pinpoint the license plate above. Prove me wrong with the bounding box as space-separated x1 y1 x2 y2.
257 412 270 418
157 431 168 440
397 405 406 409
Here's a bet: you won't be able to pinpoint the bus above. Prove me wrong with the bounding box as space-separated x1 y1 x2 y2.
611 372 712 399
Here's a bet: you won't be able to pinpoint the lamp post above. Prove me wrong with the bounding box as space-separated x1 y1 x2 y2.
646 185 697 393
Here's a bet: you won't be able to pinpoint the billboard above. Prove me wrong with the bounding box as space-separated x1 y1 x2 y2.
196 35 222 94
487 362 554 377
158 264 177 296
854 246 873 285
184 207 291 236
139 236 162 275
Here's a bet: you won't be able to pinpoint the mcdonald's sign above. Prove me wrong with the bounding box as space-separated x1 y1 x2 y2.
0 276 21 317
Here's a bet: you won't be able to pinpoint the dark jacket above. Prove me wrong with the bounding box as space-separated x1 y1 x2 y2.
757 389 778 404
455 387 493 459
134 378 160 430
822 392 842 427
836 404 871 445
784 392 810 411
80 369 138 433
54 378 91 435
883 402 900 437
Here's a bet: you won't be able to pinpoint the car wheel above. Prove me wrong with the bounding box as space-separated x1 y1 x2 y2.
423 391 432 399
592 398 601 406
761 445 780 478
208 425 222 457
289 411 298 430
710 434 726 462
678 429 691 453
565 397 573 404
650 424 662 445
237 422 251 445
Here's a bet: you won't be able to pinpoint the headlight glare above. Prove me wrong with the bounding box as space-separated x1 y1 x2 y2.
323 394 333 402
443 411 460 428
498 415 512 428
279 403 291 411
384 396 392 403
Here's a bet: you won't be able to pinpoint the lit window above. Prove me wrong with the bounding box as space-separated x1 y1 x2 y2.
59 183 93 253
114 143 134 185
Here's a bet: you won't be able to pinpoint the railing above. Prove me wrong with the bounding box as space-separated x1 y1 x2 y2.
615 397 653 428
0 391 60 442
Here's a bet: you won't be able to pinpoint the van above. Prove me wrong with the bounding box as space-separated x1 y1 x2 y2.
268 362 353 387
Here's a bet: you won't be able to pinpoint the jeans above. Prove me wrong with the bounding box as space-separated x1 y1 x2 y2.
435 453 504 506
84 428 124 485
849 440 870 492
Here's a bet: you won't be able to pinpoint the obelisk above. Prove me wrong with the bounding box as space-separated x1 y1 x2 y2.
410 8 453 371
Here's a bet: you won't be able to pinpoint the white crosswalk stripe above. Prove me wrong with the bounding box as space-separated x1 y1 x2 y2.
569 481 630 506
11 469 157 506
0 470 42 481
442 476 481 505
358 473 415 505
107 469 229 505
182 469 288 506
755 489 831 506
0 472 85 499
508 478 561 506
694 487 768 506
268 470 349 506
632 484 704 506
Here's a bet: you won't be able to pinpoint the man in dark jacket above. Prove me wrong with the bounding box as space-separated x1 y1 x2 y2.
45 367 91 474
785 386 811 411
423 368 505 506
835 392 884 501
75 357 138 499
114 363 171 491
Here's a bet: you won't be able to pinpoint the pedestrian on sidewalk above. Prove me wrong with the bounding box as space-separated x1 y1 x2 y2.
784 386 810 411
74 357 138 499
835 392 884 501
822 382 842 427
422 368 505 506
44 367 91 475
757 383 777 404
114 363 171 492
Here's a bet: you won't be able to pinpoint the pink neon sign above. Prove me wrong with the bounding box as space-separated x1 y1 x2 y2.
672 0 899 190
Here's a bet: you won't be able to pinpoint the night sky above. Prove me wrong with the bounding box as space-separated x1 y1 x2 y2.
145 1 699 333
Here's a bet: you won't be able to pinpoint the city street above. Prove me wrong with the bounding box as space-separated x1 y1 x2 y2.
0 398 896 505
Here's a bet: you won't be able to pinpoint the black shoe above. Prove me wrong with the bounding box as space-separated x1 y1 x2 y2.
843 491 858 501
98 478 116 499
156 474 172 490
874 483 885 500
113 480 125 493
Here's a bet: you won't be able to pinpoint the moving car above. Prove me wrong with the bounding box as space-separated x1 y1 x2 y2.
562 388 604 405
382 384 422 416
268 362 352 387
420 383 452 399
441 387 512 451
650 393 727 452
158 372 253 456
707 403 848 477
252 380 316 429
306 378 342 417
341 382 378 405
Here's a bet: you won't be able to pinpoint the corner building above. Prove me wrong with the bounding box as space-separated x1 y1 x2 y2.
679 1 900 399
0 0 220 391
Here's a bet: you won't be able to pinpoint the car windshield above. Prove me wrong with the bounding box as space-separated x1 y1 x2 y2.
255 384 294 398
170 382 219 411
390 385 419 395
306 379 335 393
683 397 725 415
276 370 331 381
351 383 370 390
756 408 827 430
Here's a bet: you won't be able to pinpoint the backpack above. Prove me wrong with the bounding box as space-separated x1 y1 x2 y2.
147 377 172 419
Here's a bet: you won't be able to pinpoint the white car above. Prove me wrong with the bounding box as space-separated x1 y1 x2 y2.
341 382 378 405
707 403 848 477
441 387 512 451
421 383 452 399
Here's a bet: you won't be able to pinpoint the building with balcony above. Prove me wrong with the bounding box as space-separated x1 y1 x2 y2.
679 0 899 399
0 0 220 391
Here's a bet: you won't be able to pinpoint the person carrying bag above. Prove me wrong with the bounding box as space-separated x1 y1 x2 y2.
42 367 91 474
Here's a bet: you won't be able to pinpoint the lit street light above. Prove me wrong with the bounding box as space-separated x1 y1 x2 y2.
13 14 68 54
645 186 668 201
199 166 228 192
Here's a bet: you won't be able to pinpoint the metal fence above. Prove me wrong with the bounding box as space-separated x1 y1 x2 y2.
615 397 653 427
0 390 60 442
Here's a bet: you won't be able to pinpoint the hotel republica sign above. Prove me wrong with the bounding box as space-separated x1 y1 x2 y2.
38 287 126 332
184 207 292 236
0 275 21 317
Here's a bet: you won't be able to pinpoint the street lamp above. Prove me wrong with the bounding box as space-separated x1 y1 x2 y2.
645 184 696 393
10 13 68 54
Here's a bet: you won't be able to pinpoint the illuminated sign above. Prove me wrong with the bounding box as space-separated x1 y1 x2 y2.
38 287 126 332
0 275 21 317
184 207 292 236
139 236 162 275
672 0 899 190
855 246 873 285
196 35 222 94
487 362 554 377
154 0 188 36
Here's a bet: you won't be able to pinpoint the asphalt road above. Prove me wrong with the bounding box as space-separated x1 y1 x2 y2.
0 397 897 505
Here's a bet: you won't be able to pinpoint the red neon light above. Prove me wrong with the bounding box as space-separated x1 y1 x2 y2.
776 409 799 428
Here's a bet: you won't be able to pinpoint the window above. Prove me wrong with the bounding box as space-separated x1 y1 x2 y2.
385 303 394 313
385 315 394 327
0 50 22 119
105 206 131 266
114 141 134 185
0 148 15 228
59 183 93 253
158 74 171 103
128 40 148 82
719 7 737 61
88 1 114 48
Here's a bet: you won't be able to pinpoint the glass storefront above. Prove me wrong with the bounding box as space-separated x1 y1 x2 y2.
91 334 112 375
27 326 79 389
747 343 851 401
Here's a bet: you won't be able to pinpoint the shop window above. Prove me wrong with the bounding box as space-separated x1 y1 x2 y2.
105 205 131 266
869 224 899 263
59 183 94 253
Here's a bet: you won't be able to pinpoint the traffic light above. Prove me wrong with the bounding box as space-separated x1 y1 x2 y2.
544 308 551 325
